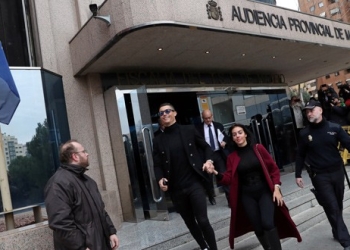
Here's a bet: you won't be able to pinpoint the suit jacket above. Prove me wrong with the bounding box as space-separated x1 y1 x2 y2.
197 121 230 160
153 123 213 192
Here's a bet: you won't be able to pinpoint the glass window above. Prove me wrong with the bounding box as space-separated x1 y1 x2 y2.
310 5 315 12
0 0 36 66
231 89 297 168
326 74 330 79
318 2 324 7
335 72 340 76
252 0 277 4
1 68 70 209
330 7 340 15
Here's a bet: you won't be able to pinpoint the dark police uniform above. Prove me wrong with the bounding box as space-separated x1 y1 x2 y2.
295 117 350 248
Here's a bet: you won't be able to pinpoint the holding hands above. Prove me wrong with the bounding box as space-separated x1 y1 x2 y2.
202 160 218 175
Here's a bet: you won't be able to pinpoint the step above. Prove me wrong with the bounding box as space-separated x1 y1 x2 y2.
220 181 350 250
117 168 350 249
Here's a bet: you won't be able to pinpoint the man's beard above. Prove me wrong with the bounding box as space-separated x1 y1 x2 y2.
79 155 89 167
308 114 320 123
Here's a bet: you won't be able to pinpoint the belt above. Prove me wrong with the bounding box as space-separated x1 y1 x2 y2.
240 174 264 186
313 166 342 174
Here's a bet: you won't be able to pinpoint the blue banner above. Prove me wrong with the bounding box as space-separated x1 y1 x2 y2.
0 42 20 125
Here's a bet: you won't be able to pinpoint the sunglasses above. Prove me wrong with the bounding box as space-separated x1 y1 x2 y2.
158 109 174 116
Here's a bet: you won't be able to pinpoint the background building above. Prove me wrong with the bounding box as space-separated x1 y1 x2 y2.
298 0 350 94
1 133 27 170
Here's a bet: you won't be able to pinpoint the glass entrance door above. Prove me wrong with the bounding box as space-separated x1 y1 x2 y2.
114 86 168 221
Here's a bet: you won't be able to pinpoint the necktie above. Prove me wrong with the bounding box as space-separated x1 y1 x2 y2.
208 124 215 151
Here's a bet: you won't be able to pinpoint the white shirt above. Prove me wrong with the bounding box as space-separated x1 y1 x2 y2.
291 103 304 129
204 123 220 151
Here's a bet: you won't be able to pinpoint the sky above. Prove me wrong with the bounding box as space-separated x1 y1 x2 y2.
1 70 47 144
276 0 299 11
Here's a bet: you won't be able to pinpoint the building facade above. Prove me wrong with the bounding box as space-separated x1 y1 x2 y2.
298 0 350 94
1 0 350 248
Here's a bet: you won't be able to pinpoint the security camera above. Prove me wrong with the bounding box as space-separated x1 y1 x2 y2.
89 4 98 16
89 3 111 26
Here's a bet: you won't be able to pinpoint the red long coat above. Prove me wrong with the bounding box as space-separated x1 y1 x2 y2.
219 144 302 249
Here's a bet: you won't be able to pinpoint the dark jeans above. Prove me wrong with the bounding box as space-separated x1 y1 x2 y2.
171 182 217 250
241 183 275 236
312 168 350 247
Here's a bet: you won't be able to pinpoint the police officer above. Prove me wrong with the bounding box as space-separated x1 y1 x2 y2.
295 99 350 250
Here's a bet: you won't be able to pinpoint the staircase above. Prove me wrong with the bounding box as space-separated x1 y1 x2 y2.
117 167 350 250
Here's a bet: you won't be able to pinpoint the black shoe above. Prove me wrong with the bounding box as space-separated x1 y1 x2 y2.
209 196 216 205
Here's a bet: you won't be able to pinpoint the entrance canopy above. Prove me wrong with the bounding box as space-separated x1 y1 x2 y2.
70 0 350 86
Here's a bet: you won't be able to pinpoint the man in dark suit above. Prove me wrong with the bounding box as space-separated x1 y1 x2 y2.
153 103 217 250
197 109 230 206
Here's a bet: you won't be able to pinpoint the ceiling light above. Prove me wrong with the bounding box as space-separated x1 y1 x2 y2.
298 58 302 61
205 51 210 54
242 53 246 57
158 48 163 51
272 56 276 59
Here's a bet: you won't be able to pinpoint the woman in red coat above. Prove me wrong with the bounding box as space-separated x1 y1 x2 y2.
204 124 301 249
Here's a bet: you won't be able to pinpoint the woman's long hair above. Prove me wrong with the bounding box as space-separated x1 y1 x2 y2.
228 123 256 150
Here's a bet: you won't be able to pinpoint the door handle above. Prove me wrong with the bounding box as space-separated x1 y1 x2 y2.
141 127 163 203
253 119 262 144
263 118 276 162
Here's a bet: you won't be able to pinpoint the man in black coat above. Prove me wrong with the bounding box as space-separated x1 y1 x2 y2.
44 140 119 250
153 103 217 250
197 109 230 206
295 99 350 250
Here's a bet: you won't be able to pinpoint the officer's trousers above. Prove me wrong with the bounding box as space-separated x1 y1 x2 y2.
312 168 350 248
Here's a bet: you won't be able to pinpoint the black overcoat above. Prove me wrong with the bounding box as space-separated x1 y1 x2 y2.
153 124 213 192
44 164 117 250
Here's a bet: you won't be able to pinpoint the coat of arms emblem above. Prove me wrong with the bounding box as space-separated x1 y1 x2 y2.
206 0 223 21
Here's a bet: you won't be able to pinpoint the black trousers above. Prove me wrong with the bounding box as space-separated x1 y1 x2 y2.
171 182 217 250
241 183 275 236
312 168 350 247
